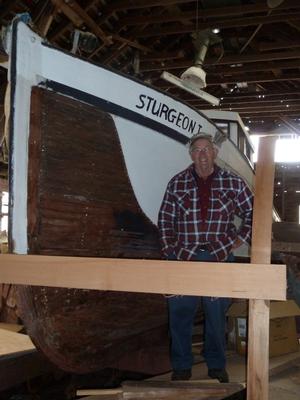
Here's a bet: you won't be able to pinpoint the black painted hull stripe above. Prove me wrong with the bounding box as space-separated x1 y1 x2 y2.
44 80 189 145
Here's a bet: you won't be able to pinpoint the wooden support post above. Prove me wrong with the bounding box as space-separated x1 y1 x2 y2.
247 136 276 400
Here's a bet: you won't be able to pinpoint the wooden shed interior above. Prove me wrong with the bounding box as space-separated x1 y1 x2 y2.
0 1 300 400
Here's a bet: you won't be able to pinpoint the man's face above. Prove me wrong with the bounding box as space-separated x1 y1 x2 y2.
190 138 218 177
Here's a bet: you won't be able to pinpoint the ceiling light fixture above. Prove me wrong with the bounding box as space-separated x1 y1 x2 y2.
161 29 222 105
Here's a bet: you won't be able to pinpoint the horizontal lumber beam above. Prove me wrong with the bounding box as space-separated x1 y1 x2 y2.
0 255 286 300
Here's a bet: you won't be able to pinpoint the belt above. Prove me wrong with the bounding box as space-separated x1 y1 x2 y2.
199 244 210 251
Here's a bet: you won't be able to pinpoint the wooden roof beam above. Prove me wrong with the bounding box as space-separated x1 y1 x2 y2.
279 116 300 134
121 0 300 26
191 98 300 109
97 0 196 26
259 39 300 51
48 0 98 41
177 89 300 101
106 0 197 12
237 107 300 114
155 71 300 87
51 0 112 45
209 59 300 75
140 50 300 71
204 89 300 100
140 50 184 62
51 0 150 52
249 112 300 119
35 3 57 37
136 11 300 38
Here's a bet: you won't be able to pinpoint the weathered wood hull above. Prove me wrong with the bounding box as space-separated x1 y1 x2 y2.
16 87 168 373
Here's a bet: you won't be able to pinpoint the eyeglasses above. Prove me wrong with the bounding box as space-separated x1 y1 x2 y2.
190 145 212 154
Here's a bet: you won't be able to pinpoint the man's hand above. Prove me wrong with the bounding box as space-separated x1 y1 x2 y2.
232 238 243 249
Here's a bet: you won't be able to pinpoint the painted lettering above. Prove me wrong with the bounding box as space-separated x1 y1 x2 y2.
136 94 200 135
136 94 146 109
176 112 184 127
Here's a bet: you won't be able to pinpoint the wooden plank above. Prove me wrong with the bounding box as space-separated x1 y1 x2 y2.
272 241 300 253
0 254 286 300
77 380 245 398
0 327 35 356
269 351 300 377
0 323 23 333
247 136 277 400
0 178 8 192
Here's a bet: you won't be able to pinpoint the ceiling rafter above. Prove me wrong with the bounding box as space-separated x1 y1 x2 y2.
120 1 300 26
140 49 300 72
135 11 300 38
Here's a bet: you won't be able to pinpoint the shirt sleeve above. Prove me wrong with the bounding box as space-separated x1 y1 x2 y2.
235 181 253 245
158 182 177 258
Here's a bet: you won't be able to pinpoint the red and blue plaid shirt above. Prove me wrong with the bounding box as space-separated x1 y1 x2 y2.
158 164 253 261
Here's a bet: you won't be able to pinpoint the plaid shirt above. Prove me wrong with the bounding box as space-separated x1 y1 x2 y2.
158 164 253 261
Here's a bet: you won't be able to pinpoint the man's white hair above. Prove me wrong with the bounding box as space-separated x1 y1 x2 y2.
188 133 215 153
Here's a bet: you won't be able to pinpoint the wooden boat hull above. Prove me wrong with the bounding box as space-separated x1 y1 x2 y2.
7 21 254 374
15 87 169 373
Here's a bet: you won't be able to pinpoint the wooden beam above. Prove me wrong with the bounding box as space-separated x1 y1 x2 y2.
51 0 83 27
52 0 112 45
236 106 300 114
279 116 300 134
215 104 300 112
192 99 300 110
77 380 245 398
209 60 300 75
0 178 8 192
140 50 184 62
208 89 300 100
136 11 300 38
272 241 300 253
247 136 276 400
106 0 196 12
259 39 300 51
48 0 98 41
140 50 300 71
0 255 286 300
120 0 300 25
36 4 57 37
246 112 300 119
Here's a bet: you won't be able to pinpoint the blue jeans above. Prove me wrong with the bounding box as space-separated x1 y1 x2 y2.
168 250 234 371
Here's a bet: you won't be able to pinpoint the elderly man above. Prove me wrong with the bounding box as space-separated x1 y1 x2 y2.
158 133 253 382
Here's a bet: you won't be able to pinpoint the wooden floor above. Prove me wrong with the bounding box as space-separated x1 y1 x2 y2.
154 350 300 400
1 326 299 399
78 350 300 399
